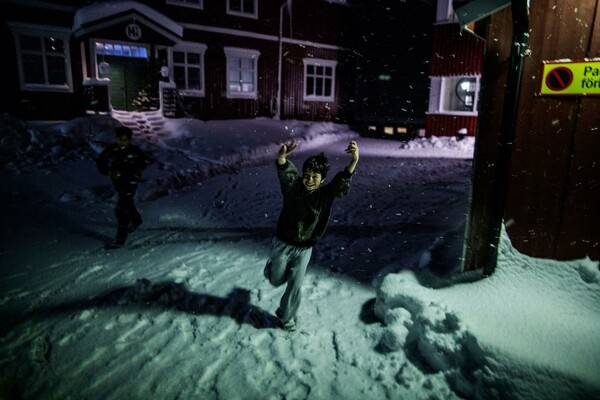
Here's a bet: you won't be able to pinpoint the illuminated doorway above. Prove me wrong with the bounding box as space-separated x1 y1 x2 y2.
96 42 149 111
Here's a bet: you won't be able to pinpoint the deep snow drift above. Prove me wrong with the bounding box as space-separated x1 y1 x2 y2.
1 113 598 399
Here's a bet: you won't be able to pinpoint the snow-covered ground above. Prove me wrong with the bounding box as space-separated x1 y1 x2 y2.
1 114 598 399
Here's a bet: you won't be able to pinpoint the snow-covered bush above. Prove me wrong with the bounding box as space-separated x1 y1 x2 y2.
132 83 159 111
0 113 30 168
1 115 119 172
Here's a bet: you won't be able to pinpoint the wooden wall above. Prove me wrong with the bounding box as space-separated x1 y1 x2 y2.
426 23 484 137
425 114 478 137
429 23 484 76
465 0 600 270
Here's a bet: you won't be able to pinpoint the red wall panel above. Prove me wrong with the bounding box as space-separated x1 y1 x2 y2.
425 114 478 137
429 23 484 76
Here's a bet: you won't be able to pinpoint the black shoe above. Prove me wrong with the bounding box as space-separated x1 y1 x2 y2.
275 308 297 331
281 319 297 331
104 239 125 250
276 317 296 331
127 220 142 233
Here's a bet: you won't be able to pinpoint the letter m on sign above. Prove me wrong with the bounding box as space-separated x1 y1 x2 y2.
126 23 142 41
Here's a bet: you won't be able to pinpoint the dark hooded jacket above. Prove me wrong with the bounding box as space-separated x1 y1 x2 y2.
275 159 352 248
96 143 150 192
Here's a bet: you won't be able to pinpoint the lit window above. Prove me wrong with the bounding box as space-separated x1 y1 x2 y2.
428 75 480 115
95 42 148 58
227 0 258 18
449 77 477 111
303 59 337 102
166 0 203 9
224 47 260 99
173 43 206 96
9 23 72 92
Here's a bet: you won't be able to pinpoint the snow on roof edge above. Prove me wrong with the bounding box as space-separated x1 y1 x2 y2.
73 0 183 37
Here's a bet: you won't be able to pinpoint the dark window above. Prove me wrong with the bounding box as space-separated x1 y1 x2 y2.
173 48 204 93
304 60 336 100
228 0 256 16
20 34 69 86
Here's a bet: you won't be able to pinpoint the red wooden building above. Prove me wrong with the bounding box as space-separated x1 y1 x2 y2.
0 0 357 122
426 0 484 137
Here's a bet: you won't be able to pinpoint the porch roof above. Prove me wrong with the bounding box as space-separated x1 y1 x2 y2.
73 1 183 40
453 0 511 27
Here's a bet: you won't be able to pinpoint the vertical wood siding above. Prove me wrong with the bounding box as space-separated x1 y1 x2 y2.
429 23 484 76
465 0 600 269
425 114 478 137
504 0 600 260
427 23 483 138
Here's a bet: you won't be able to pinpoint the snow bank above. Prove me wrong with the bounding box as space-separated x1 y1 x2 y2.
1 114 358 201
400 136 475 152
374 226 600 399
0 114 119 172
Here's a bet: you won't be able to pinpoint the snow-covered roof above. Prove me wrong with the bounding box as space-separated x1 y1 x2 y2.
73 1 183 38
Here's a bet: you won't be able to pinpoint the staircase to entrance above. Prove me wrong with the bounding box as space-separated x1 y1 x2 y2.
111 110 171 145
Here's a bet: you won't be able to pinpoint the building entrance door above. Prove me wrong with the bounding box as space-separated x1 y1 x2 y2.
103 55 147 111
95 42 151 111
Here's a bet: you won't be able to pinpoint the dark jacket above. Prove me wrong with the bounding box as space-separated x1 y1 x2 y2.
275 159 352 248
96 143 150 191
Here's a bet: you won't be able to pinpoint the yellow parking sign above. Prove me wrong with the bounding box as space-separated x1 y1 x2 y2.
539 60 600 96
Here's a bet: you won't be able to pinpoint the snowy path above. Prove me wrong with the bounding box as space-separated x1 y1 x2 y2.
1 135 475 399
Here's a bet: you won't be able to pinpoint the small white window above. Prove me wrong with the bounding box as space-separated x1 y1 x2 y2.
303 59 337 102
429 75 480 116
227 0 258 19
173 43 207 96
95 42 148 58
9 22 73 92
166 0 203 10
224 47 260 99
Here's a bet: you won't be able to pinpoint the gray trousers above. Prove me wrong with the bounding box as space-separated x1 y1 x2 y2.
264 237 313 323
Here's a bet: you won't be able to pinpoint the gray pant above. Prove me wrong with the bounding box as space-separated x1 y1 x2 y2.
264 237 313 323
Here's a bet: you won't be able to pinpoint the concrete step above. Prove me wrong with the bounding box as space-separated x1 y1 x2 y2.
111 110 169 141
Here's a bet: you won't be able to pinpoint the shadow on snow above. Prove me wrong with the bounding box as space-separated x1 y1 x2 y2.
10 280 282 333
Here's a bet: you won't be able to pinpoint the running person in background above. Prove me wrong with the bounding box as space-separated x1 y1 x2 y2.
97 126 150 249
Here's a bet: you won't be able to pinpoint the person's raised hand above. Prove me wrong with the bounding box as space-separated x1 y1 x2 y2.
345 140 359 161
279 139 298 157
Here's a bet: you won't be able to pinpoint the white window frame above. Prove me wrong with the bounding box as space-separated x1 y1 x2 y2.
303 58 337 102
8 22 73 93
428 75 480 116
166 0 203 10
172 42 207 97
224 47 260 99
226 0 258 19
